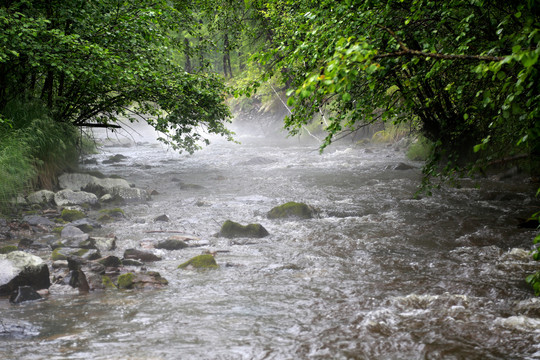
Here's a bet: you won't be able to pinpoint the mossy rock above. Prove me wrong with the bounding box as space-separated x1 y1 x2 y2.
0 245 18 254
99 208 125 219
117 272 135 289
101 275 117 289
97 255 122 267
219 220 269 238
61 209 86 222
97 214 113 223
52 226 64 234
267 202 314 220
177 254 218 269
156 239 188 250
51 248 68 261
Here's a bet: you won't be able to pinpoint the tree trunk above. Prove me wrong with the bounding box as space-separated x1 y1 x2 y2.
223 33 232 78
184 37 192 73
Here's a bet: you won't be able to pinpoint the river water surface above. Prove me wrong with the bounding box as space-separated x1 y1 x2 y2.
2 123 540 359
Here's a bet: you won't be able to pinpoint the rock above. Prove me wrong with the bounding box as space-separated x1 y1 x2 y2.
26 190 55 205
97 255 122 268
156 239 188 250
98 208 125 219
0 251 51 296
67 218 101 233
179 183 205 190
177 254 218 269
52 248 101 261
391 162 415 170
110 187 150 203
54 189 98 207
122 259 144 267
60 209 86 222
58 173 131 196
123 249 162 262
22 215 55 227
102 154 127 164
154 214 169 222
64 260 89 293
267 202 314 220
9 286 43 304
117 271 168 289
90 236 117 252
60 226 90 243
219 220 269 238
238 156 277 165
0 319 40 338
0 245 18 254
99 194 114 203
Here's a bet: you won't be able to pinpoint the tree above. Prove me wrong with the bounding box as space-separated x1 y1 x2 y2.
0 0 233 153
248 0 539 187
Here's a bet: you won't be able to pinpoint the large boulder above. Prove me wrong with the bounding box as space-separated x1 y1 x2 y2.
267 202 314 220
54 189 98 207
219 220 269 238
0 251 50 296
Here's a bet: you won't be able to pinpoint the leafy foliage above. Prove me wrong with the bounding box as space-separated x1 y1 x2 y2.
0 0 233 153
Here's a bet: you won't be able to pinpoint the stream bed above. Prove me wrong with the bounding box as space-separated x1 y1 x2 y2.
2 123 540 359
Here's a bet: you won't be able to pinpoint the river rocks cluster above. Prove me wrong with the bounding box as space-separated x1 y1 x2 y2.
0 172 167 310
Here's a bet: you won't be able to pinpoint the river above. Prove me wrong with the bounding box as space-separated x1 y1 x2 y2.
2 122 540 359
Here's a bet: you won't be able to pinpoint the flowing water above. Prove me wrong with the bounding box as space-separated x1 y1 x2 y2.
2 122 540 359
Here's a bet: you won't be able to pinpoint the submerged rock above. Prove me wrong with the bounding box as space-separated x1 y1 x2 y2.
9 285 43 304
123 249 162 262
0 251 50 296
117 271 168 289
267 202 314 220
177 254 218 269
154 214 170 222
156 239 188 250
219 220 269 238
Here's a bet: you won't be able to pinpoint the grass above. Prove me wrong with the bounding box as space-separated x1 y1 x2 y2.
0 99 81 212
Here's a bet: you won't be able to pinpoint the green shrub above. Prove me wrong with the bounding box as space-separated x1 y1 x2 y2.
406 136 433 161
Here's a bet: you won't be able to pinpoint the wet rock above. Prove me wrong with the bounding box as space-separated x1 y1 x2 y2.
67 218 101 233
110 187 150 203
0 319 40 338
179 183 204 190
60 226 90 243
238 156 276 165
99 208 125 219
99 194 114 203
22 215 55 227
123 249 162 262
219 220 269 238
267 202 314 220
0 251 51 296
102 154 127 164
177 254 218 269
391 162 415 171
66 259 90 293
52 247 101 261
9 286 43 304
154 214 170 222
54 189 98 207
59 173 131 196
26 190 55 205
90 236 117 252
122 259 144 267
156 239 188 250
97 255 122 268
117 271 168 289
60 209 86 222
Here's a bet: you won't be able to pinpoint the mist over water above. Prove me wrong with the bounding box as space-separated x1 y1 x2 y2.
2 119 540 359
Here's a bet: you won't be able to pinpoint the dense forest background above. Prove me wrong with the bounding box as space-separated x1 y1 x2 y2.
0 0 539 290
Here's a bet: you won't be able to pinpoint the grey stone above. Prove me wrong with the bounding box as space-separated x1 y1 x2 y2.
22 215 55 227
110 187 150 202
26 190 55 205
0 251 50 296
54 189 98 206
